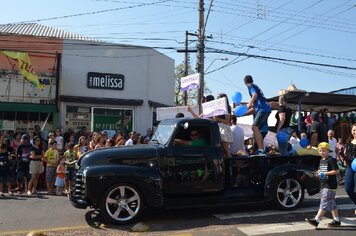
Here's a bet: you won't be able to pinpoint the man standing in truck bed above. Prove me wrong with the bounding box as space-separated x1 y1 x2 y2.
244 75 271 155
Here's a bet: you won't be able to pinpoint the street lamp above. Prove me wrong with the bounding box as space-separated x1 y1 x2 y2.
205 57 228 73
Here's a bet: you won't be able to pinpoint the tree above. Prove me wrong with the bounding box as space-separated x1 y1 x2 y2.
174 62 211 106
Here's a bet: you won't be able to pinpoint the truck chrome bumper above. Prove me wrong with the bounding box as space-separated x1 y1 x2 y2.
69 193 88 209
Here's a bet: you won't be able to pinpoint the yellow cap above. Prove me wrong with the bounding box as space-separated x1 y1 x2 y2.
318 142 332 152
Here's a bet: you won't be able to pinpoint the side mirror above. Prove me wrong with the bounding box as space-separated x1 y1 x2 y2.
183 122 189 130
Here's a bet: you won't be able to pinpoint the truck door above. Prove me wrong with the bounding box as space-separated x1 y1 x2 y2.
164 125 225 195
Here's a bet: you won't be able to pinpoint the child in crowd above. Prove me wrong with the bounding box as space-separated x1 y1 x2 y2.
336 138 346 184
305 142 340 227
55 157 66 195
54 128 64 155
63 143 77 194
0 142 13 196
44 141 59 194
327 130 337 159
16 134 33 194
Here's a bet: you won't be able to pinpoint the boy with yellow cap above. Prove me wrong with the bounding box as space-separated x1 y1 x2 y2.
306 142 340 227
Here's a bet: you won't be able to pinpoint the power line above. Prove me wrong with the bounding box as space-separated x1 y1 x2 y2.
206 47 356 71
216 0 356 29
205 31 356 62
261 58 356 79
205 39 356 62
272 4 356 45
209 2 356 35
263 0 353 42
10 0 174 24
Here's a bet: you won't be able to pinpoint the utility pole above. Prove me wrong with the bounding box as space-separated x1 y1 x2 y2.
183 31 189 105
197 0 205 114
178 0 210 109
177 31 197 105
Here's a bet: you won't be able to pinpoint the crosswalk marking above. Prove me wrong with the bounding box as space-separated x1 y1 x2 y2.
238 222 306 236
214 203 355 220
306 194 349 199
238 217 356 236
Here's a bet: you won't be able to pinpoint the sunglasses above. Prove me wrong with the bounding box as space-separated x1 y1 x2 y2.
190 133 199 137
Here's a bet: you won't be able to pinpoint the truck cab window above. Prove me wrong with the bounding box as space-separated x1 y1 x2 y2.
174 126 210 147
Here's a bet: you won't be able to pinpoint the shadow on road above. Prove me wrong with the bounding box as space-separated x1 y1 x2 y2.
82 198 356 234
0 194 50 201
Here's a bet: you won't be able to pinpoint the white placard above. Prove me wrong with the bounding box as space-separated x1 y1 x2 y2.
156 106 199 121
202 97 228 118
180 73 200 91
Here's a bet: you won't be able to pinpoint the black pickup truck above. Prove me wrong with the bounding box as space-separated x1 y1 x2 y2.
70 118 320 224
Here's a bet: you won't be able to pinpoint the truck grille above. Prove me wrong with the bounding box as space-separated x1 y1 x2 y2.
72 171 86 201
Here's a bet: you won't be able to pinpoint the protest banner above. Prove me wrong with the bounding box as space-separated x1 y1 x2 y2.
202 97 228 118
180 73 200 91
156 106 199 121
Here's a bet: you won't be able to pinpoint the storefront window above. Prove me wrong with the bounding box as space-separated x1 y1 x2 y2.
0 111 52 133
64 106 134 136
92 108 133 134
65 106 91 132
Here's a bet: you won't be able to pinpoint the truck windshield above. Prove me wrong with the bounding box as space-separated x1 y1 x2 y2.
150 124 176 145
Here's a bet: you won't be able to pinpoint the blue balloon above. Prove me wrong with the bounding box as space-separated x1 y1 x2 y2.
234 105 248 117
300 138 309 148
276 131 288 143
352 158 356 172
319 172 325 180
232 92 242 104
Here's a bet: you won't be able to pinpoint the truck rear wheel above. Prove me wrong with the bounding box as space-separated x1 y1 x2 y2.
100 184 144 225
274 178 304 210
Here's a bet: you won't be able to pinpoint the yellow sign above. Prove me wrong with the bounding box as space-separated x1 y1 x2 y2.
0 50 45 89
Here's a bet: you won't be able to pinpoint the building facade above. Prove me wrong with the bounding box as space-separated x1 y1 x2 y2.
0 23 174 136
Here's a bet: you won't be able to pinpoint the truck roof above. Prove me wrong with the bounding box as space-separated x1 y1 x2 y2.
160 117 218 126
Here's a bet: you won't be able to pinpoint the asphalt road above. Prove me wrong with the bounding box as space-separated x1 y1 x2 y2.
0 187 355 236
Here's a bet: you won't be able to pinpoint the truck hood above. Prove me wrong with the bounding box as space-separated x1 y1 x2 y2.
78 145 160 169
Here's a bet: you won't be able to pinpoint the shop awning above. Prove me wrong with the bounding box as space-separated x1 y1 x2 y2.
148 100 172 108
0 102 56 112
60 95 143 106
268 91 356 113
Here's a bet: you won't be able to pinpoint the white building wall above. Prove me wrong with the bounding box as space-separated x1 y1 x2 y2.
146 48 175 105
60 40 174 134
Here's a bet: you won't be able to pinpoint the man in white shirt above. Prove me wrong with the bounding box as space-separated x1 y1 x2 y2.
230 115 245 155
327 130 337 159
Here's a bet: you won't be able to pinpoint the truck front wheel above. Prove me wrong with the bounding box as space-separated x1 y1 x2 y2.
100 184 144 225
274 178 304 210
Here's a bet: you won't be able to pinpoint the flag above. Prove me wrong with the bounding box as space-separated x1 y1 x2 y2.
0 50 45 90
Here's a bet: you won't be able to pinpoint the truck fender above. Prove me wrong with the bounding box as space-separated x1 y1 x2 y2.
264 164 320 201
84 165 164 208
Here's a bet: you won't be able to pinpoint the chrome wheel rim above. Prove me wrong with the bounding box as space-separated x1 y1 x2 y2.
105 185 141 222
276 179 302 208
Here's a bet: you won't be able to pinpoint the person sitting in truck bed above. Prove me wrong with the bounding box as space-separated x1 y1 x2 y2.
174 130 208 147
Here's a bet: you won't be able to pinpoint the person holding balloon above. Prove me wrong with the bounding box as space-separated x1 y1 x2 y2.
243 75 271 155
344 123 356 215
275 95 293 156
214 93 233 159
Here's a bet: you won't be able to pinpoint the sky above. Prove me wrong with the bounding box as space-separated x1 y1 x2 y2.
1 0 356 104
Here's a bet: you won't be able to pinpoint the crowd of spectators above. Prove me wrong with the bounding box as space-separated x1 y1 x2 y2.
0 126 154 196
